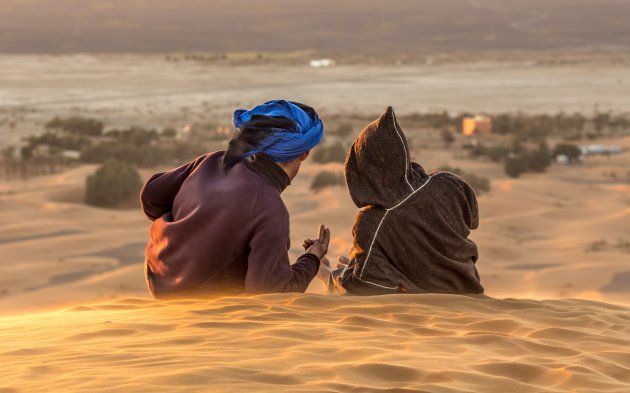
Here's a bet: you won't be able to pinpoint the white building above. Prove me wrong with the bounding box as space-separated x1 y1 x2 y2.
309 58 336 68
580 145 623 156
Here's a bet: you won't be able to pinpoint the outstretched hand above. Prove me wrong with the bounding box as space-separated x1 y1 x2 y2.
316 255 350 294
337 256 350 268
302 225 330 260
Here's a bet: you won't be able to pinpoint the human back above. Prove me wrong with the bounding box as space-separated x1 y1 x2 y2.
141 100 330 298
143 151 291 297
338 107 483 295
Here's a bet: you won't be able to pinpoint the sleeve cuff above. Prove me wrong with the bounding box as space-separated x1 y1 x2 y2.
300 253 321 264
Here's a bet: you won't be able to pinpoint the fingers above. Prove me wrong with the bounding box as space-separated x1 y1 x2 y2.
338 256 350 265
317 225 330 248
306 225 331 258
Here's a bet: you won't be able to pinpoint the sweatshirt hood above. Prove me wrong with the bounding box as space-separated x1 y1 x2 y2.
345 107 428 208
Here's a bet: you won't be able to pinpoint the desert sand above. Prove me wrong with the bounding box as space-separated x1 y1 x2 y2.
1 294 629 392
1 55 630 391
2 133 629 313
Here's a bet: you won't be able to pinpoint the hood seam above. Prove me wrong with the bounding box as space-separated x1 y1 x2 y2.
354 273 398 290
391 110 414 192
386 175 433 212
358 210 389 278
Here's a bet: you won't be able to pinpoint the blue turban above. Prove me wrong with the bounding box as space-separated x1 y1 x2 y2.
232 100 324 162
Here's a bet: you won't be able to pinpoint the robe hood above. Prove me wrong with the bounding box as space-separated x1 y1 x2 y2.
345 107 428 208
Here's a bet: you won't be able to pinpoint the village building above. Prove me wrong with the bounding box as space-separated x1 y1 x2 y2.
462 115 492 137
309 58 336 68
580 145 623 156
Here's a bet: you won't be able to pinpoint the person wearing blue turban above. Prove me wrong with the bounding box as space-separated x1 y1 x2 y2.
226 99 324 163
140 100 330 298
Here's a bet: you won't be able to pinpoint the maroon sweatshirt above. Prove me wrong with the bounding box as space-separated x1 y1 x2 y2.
140 152 320 298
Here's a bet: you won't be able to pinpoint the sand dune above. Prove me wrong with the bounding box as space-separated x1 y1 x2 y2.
1 294 629 392
1 136 630 312
1 55 629 393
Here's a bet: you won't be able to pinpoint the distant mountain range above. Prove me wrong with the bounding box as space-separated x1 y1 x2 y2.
1 0 629 54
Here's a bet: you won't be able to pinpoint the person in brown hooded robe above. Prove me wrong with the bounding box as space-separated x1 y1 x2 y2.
325 107 483 295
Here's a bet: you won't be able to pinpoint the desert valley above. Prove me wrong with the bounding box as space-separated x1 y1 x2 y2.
1 1 630 390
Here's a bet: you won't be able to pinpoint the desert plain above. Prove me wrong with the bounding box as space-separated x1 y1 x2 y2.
1 54 629 392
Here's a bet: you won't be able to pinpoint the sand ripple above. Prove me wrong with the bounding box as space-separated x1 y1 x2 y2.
1 294 629 392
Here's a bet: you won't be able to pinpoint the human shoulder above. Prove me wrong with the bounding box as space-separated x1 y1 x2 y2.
353 205 388 237
196 150 225 166
181 151 226 176
357 204 386 216
251 182 289 220
429 170 475 195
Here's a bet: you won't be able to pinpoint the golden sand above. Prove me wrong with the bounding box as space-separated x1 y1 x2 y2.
2 55 630 393
1 294 629 392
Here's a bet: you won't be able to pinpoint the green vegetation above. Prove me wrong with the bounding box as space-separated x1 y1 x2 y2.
504 157 529 178
1 110 627 188
85 160 142 208
466 139 576 178
311 142 348 164
45 116 104 136
1 145 69 178
0 117 222 179
441 129 455 147
587 239 630 253
616 239 630 253
503 143 552 178
526 143 552 173
437 166 491 195
552 143 582 162
22 132 91 158
404 111 458 130
334 123 354 139
165 51 307 64
398 111 630 142
310 171 345 193
490 112 629 141
79 127 207 168
465 142 511 163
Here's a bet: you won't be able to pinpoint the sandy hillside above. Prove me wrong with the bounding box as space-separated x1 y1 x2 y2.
1 54 630 393
1 133 629 312
1 294 629 393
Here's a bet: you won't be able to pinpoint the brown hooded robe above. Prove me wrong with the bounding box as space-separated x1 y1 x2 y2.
339 107 484 295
